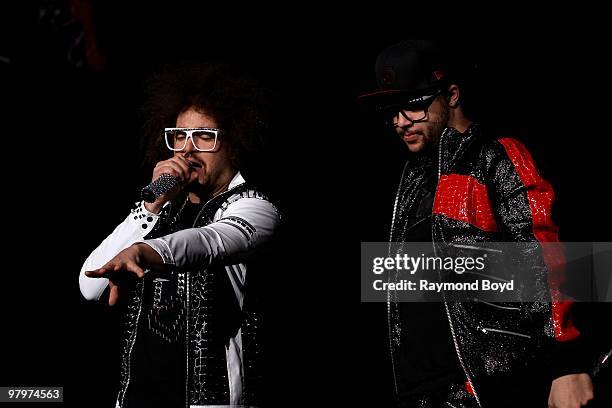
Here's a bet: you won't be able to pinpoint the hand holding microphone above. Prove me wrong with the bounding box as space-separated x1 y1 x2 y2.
141 156 201 212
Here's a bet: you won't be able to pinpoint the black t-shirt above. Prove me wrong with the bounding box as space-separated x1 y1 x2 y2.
125 199 204 408
396 159 465 403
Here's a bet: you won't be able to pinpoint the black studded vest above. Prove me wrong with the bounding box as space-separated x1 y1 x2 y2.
116 183 266 408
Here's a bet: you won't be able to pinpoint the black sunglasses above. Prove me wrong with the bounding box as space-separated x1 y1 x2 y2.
377 89 444 123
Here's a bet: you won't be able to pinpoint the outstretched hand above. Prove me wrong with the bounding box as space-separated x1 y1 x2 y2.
85 243 164 305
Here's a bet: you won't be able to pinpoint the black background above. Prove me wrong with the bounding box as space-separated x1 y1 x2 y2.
1 3 611 407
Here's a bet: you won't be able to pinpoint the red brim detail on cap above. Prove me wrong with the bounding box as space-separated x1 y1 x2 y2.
357 89 407 100
357 89 418 110
357 87 439 107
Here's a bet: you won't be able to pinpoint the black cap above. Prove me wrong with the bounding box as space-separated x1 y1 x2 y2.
358 40 450 108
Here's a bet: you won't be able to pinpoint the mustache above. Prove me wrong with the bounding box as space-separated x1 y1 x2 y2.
180 156 203 169
396 127 423 135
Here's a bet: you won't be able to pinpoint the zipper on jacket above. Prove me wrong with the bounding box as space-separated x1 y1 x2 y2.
185 272 190 408
434 128 483 408
387 161 411 398
389 161 410 242
473 297 520 311
120 281 145 408
402 215 432 235
182 183 246 407
593 348 612 377
449 243 503 254
477 326 532 339
386 291 399 398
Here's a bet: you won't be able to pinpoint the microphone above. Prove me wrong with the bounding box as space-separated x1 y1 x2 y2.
141 161 201 203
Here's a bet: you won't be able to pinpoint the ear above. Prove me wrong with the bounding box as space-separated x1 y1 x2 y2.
447 84 461 108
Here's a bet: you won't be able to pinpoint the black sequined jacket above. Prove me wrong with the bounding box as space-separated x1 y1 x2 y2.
388 124 582 407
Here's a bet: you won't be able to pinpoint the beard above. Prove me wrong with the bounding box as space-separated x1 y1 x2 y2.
425 101 450 148
407 102 450 156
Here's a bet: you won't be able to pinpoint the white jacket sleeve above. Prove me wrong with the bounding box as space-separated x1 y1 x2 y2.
79 202 164 301
141 197 279 270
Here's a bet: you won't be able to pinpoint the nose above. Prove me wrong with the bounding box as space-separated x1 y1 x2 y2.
183 135 197 153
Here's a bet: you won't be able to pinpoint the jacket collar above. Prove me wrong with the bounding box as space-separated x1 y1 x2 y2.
439 122 481 174
228 171 245 190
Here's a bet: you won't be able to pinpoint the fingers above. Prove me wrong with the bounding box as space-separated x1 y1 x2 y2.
153 156 193 183
171 156 198 181
84 267 108 278
84 264 121 278
85 265 145 280
108 281 119 306
175 155 193 169
177 156 201 184
126 261 146 279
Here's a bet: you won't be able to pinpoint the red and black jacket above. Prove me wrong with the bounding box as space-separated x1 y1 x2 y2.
388 123 585 406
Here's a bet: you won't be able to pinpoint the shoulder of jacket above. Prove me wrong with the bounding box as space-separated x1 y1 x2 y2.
483 137 536 162
218 187 278 214
479 136 524 156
